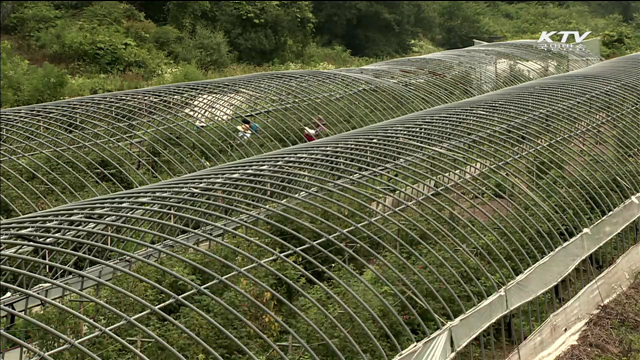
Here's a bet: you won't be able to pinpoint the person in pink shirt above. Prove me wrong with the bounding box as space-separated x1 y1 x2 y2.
303 116 327 142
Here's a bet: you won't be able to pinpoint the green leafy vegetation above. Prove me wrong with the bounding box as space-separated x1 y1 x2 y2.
1 1 639 109
1 118 638 358
1 2 639 359
7 37 585 219
1 81 638 358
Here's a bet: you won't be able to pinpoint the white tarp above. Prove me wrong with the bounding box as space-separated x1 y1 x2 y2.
184 90 259 126
393 193 640 360
507 241 640 360
395 330 451 360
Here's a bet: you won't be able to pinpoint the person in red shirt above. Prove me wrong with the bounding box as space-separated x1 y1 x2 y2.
303 116 327 142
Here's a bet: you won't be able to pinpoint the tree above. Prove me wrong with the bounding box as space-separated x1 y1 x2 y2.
166 1 315 65
587 1 639 23
597 15 638 58
126 0 170 24
2 1 61 38
211 1 315 64
431 1 491 49
1 41 69 108
172 25 233 70
312 1 436 58
0 1 18 28
165 1 212 35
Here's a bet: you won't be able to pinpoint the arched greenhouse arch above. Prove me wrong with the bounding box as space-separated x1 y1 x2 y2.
0 41 599 219
1 52 638 360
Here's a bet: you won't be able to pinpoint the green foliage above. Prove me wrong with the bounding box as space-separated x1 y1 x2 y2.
432 1 491 49
313 1 436 58
3 1 61 37
169 25 233 70
36 23 162 76
1 2 640 357
150 23 233 70
299 43 379 68
0 41 68 108
408 37 443 56
0 2 18 29
598 15 639 58
481 2 640 57
9 145 638 358
2 1 640 109
149 25 181 52
83 0 146 26
210 1 315 64
125 1 169 24
586 1 640 23
63 73 146 98
165 1 212 35
166 1 315 64
153 64 206 85
34 2 169 77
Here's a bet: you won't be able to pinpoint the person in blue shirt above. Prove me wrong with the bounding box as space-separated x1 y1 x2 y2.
242 119 260 134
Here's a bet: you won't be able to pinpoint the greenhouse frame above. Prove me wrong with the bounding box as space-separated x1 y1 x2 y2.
1 43 639 360
0 41 598 219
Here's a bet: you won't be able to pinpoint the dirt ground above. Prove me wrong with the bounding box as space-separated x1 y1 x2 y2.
556 275 640 360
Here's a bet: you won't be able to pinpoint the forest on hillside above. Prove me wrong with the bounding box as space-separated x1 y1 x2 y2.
1 1 639 109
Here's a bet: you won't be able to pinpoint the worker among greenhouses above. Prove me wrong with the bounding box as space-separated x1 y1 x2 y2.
242 118 261 134
236 123 252 141
194 119 207 130
304 116 327 142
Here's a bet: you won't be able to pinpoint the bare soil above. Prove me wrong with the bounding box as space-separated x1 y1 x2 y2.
556 275 640 360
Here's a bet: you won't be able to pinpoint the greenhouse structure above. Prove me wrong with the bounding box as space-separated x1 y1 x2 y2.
0 41 638 360
0 41 598 219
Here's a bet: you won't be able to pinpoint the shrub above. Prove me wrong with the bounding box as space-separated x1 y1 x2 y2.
0 41 28 107
205 1 315 65
299 43 378 68
598 16 637 58
123 19 158 46
313 1 436 58
433 1 491 49
409 38 442 56
1 41 68 108
3 1 61 38
0 2 18 30
64 73 146 98
82 1 145 26
154 64 206 86
150 25 182 53
36 21 168 77
187 26 233 70
23 62 69 105
169 25 233 70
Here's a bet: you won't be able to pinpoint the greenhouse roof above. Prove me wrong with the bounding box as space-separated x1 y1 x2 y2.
0 52 638 359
